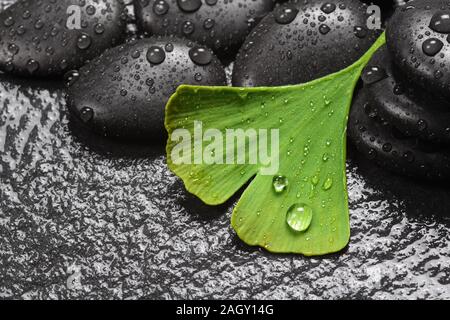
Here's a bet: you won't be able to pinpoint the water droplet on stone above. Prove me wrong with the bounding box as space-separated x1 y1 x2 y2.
177 0 202 13
203 18 215 30
319 24 331 35
77 33 92 50
4 16 14 27
403 151 415 163
422 38 443 56
417 119 427 131
64 70 80 87
94 23 105 34
8 43 19 55
361 66 387 84
194 72 202 81
354 26 367 38
182 21 195 35
189 47 212 65
147 46 166 64
275 5 299 25
393 84 404 95
321 3 336 14
382 143 392 152
80 107 94 123
131 50 141 59
165 43 174 52
322 177 333 190
154 0 169 15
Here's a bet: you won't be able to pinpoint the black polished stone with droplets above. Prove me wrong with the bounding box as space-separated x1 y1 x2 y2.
361 45 450 146
232 0 380 87
349 89 450 181
387 0 450 98
0 0 128 77
134 0 277 61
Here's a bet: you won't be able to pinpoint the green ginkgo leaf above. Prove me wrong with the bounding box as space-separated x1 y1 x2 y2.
165 33 386 256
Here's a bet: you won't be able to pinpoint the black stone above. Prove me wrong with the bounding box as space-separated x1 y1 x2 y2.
0 0 127 77
363 45 450 145
232 0 380 87
349 88 450 181
386 0 450 98
66 36 226 140
134 0 277 61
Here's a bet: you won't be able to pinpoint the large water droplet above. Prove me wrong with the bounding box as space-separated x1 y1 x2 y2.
272 175 288 193
361 66 387 84
274 5 299 25
147 46 166 65
153 0 169 15
321 3 336 14
177 0 202 13
189 47 212 65
26 59 39 74
422 38 443 56
286 203 313 232
429 12 450 34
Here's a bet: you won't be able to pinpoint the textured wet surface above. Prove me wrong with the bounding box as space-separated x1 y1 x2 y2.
0 0 449 300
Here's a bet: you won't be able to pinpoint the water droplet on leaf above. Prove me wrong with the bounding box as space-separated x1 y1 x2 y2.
272 175 288 193
286 203 313 232
322 177 333 190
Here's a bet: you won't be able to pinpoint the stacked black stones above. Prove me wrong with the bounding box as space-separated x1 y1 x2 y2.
349 0 450 180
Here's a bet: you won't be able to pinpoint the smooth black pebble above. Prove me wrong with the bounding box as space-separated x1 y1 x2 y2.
66 36 226 140
0 0 128 77
349 89 450 180
386 0 450 98
134 0 277 61
232 0 380 87
362 45 450 145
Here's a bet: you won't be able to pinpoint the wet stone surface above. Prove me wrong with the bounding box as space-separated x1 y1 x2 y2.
0 1 449 300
